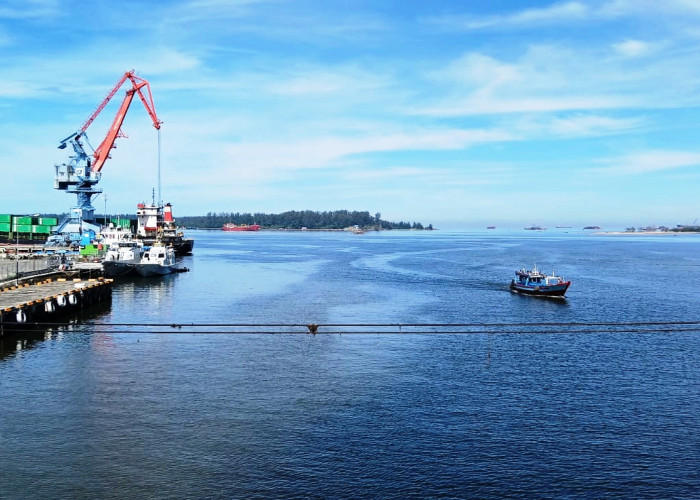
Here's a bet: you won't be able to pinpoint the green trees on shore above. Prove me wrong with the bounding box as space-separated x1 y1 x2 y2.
178 210 431 230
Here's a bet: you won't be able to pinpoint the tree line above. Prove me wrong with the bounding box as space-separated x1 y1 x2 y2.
178 210 432 230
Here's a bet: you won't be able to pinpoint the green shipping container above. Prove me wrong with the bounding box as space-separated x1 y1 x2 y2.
80 244 100 256
111 218 131 229
0 214 11 223
32 225 51 234
14 224 32 233
39 217 58 226
0 222 10 232
13 216 32 225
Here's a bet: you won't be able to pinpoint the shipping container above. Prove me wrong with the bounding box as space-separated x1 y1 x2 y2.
32 225 51 234
0 222 10 232
39 217 58 226
13 216 32 225
13 224 33 233
111 218 131 229
0 214 11 223
80 244 100 256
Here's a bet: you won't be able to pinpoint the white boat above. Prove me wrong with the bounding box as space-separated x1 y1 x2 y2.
102 239 145 277
99 223 134 247
133 242 177 276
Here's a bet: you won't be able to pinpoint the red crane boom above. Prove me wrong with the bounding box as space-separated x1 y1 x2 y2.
83 70 162 173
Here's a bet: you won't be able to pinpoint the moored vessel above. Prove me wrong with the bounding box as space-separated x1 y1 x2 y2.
136 202 194 255
510 265 571 297
222 223 260 231
133 242 177 276
102 239 144 277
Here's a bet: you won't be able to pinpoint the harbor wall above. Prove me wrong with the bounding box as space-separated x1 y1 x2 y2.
0 278 112 337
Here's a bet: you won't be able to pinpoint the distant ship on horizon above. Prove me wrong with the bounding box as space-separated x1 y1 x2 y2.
222 222 261 232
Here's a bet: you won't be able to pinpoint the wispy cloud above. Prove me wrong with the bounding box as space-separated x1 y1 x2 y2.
595 150 700 175
0 0 59 20
612 39 658 57
429 1 589 30
430 0 700 32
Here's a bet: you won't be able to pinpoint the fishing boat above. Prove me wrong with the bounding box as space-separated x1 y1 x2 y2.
510 265 571 297
222 223 260 232
133 242 177 276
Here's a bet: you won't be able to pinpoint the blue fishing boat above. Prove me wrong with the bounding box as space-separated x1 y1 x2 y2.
510 265 571 297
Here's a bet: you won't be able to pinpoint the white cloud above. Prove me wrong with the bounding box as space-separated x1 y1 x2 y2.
600 0 700 17
612 39 656 57
596 150 700 175
420 96 631 117
431 1 589 30
265 66 391 96
516 114 643 138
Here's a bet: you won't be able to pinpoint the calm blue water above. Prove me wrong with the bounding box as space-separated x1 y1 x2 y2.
2 230 700 498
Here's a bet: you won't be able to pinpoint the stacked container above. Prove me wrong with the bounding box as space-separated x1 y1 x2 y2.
0 215 58 242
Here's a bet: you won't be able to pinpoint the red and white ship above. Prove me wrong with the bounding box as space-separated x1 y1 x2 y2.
222 223 260 232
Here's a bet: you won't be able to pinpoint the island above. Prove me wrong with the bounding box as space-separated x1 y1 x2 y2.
178 210 434 231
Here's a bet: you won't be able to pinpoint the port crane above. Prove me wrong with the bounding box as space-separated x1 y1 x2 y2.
53 70 162 239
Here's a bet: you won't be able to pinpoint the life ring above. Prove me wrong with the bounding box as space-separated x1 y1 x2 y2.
68 293 79 306
45 300 55 313
16 309 27 323
56 295 67 307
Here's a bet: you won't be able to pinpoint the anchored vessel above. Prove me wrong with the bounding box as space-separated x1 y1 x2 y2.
510 265 571 297
222 223 260 232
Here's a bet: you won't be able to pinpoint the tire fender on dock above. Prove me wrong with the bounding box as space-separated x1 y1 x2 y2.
45 300 55 313
16 309 27 323
68 293 79 306
56 295 67 307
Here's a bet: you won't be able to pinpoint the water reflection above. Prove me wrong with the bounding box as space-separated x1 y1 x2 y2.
0 301 113 360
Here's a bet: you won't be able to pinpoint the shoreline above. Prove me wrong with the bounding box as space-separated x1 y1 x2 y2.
595 231 697 236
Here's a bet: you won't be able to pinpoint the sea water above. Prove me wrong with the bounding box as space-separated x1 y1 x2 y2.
2 230 699 498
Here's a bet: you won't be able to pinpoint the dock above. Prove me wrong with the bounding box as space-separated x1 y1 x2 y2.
0 278 112 335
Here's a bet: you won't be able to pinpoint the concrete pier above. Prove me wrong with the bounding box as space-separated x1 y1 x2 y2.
0 278 112 335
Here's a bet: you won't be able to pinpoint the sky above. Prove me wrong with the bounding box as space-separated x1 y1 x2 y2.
1 0 700 229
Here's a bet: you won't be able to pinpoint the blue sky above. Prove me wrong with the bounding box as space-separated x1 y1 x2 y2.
2 0 700 229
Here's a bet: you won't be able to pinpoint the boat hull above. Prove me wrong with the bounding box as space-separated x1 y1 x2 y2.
222 224 260 231
134 264 175 277
102 260 137 277
510 281 570 297
139 236 194 255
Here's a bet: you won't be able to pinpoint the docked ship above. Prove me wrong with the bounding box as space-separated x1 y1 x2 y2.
133 242 177 277
102 239 144 277
510 265 571 297
222 223 260 232
136 202 194 255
